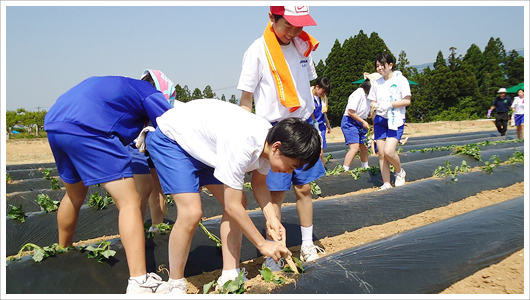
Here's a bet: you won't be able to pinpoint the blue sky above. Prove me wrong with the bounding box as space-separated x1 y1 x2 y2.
2 1 528 112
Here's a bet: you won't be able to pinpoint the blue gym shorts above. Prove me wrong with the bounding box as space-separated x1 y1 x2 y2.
373 115 405 141
515 114 524 126
319 126 328 149
341 115 367 145
146 127 222 194
126 143 152 174
47 131 134 186
266 160 325 192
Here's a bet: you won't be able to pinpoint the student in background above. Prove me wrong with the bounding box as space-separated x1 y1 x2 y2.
341 78 372 171
368 53 411 191
511 88 524 140
310 77 332 165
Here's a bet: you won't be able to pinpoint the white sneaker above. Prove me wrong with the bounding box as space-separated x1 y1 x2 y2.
395 168 406 187
215 268 248 291
126 273 170 294
148 226 159 233
300 244 326 263
166 279 187 294
379 182 393 191
263 256 285 272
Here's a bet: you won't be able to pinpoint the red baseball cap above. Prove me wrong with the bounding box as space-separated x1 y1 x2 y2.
270 6 317 27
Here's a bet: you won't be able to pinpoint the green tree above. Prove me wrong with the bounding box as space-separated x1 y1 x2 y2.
433 50 446 69
191 88 202 100
228 95 238 104
504 49 524 86
202 85 216 99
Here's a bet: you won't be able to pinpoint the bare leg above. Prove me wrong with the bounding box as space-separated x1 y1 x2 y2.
376 139 391 184
343 143 360 168
294 183 313 227
148 170 165 225
133 173 153 220
103 178 147 277
57 181 89 246
383 137 402 173
517 124 524 140
358 143 369 164
168 192 202 280
207 184 244 271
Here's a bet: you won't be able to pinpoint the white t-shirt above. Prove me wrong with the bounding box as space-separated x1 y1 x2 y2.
367 71 411 119
237 36 318 123
511 96 525 115
344 88 371 120
156 99 271 190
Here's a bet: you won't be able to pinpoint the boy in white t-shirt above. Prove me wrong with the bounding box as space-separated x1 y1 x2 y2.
368 53 411 190
238 6 326 268
145 99 322 293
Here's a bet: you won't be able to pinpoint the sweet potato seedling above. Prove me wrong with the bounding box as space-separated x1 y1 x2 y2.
36 193 59 212
203 269 246 294
7 204 26 223
80 241 116 263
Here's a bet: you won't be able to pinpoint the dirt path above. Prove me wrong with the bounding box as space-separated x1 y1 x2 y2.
4 120 525 294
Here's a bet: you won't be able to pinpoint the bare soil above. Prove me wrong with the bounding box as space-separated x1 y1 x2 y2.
4 120 525 294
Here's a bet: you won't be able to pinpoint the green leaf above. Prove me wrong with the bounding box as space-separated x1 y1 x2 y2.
32 248 46 262
7 204 26 223
260 267 273 282
203 280 216 294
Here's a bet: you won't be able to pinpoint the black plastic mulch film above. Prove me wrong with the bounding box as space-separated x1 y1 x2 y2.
4 130 525 293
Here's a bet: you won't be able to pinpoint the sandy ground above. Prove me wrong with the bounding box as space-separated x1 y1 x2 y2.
4 120 526 295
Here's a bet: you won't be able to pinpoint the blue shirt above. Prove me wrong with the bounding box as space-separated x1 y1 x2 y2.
492 96 513 113
45 76 171 145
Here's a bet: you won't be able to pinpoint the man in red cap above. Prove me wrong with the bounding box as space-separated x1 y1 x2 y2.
237 5 326 277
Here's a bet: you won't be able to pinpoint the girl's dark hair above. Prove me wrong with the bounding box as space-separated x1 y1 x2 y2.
375 52 395 71
266 118 321 170
141 73 156 87
314 77 331 94
360 79 371 94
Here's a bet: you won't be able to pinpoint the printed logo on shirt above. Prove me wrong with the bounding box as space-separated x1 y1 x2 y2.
389 84 399 103
300 59 308 67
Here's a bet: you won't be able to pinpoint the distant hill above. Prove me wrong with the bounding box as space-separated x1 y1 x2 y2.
412 49 524 72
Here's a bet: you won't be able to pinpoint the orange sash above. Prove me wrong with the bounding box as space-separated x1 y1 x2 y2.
263 21 319 112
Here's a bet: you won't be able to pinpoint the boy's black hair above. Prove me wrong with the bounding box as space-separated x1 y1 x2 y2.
375 52 395 71
266 118 321 170
360 79 371 94
272 14 283 22
314 77 331 94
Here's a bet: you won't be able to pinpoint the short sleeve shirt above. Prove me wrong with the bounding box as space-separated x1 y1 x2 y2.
237 36 318 123
367 71 411 118
344 88 371 120
511 96 525 114
156 99 272 190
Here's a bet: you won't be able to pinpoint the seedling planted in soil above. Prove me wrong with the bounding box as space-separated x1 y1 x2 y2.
15 242 70 263
36 193 59 212
203 269 247 294
88 192 114 210
80 241 116 263
7 204 27 223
